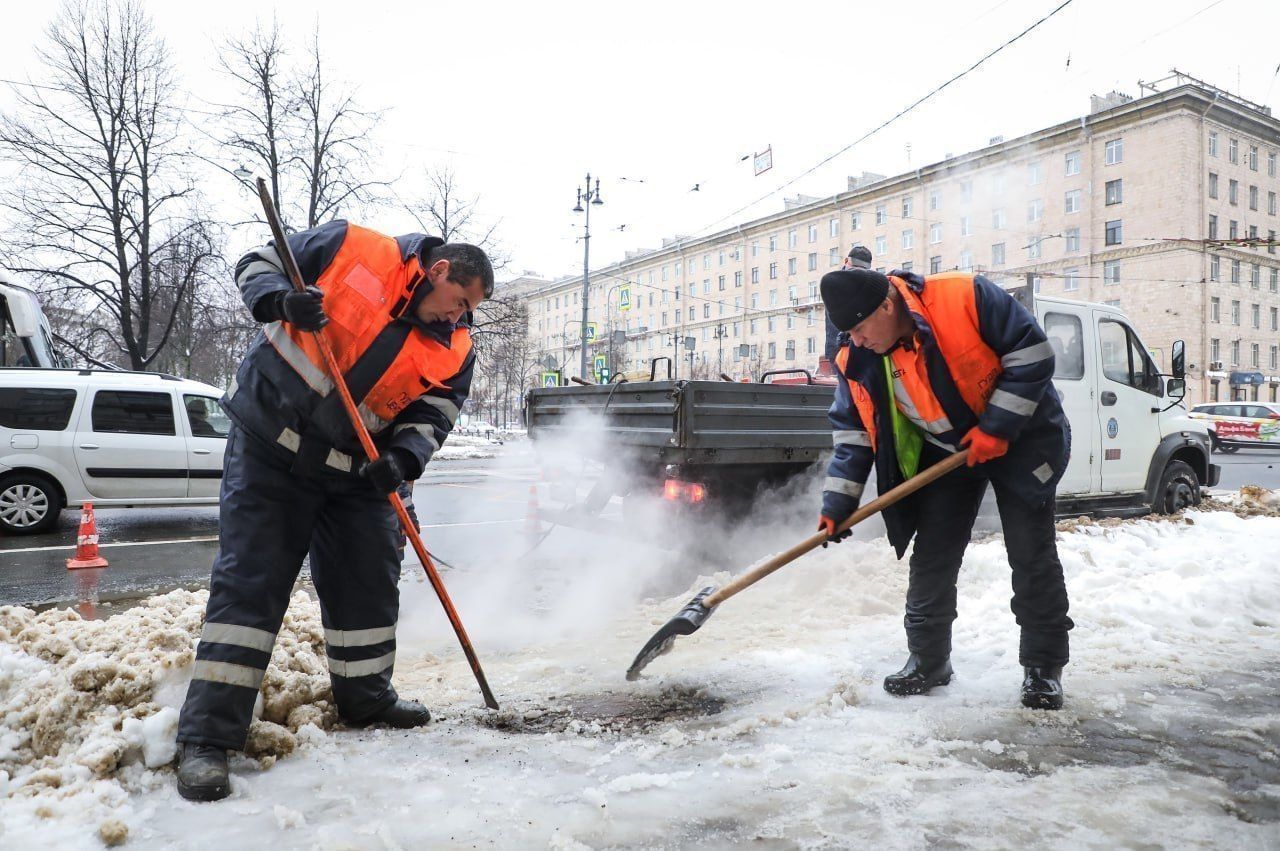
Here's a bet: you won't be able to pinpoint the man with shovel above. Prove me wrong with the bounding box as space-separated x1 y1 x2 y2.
175 220 493 801
818 267 1072 710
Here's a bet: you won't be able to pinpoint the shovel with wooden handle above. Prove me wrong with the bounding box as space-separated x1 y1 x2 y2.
625 449 970 681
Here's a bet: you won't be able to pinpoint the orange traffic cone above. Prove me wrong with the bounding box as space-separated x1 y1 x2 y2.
525 485 542 544
66 502 109 570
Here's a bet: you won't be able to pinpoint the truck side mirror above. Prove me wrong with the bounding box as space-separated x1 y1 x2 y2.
1171 340 1185 379
1167 377 1186 397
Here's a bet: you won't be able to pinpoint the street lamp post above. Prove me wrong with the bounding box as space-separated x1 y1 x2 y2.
714 324 729 372
572 173 604 380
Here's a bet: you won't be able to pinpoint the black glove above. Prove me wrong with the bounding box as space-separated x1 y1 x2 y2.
360 449 410 494
278 286 328 331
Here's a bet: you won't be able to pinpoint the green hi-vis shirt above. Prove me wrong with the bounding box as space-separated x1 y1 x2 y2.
883 356 924 480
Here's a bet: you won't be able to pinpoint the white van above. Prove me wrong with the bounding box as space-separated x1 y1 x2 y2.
1018 290 1219 516
0 368 228 534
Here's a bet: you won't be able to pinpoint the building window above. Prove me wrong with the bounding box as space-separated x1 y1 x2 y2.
993 208 1007 229
959 249 973 271
1249 145 1259 171
1273 268 1279 292
808 282 818 299
1105 219 1122 246
902 197 914 218
1028 160 1043 185
902 230 914 250
1231 258 1241 283
768 262 778 279
1104 260 1120 285
1208 132 1218 157
751 267 759 284
829 247 839 266
788 230 798 249
768 342 776 359
1230 220 1239 239
1252 343 1260 368
1272 346 1278 370
1105 179 1123 205
1064 267 1080 291
1229 138 1238 164
702 279 711 294
734 270 743 287
807 337 816 355
1269 191 1277 216
1272 307 1279 331
1253 264 1262 288
875 235 887 255
1028 199 1044 223
928 190 940 211
1065 228 1081 253
1271 152 1278 177
1211 296 1220 322
806 253 817 271
959 180 973 203
769 234 778 252
1064 150 1081 176
1208 215 1218 239
1253 303 1261 328
770 289 779 306
1208 172 1218 198
992 243 1006 266
875 205 887 225
959 216 972 237
929 223 942 244
787 258 798 275
751 293 759 309
718 275 726 291
1229 179 1238 205
1105 138 1123 165
930 255 942 273
1231 299 1241 325
689 306 696 321
807 224 818 243
751 241 759 257
1211 338 1220 362
901 260 913 272
703 304 712 319
829 218 839 238
1064 190 1081 214
1027 237 1043 260
850 212 861 230
1231 340 1241 365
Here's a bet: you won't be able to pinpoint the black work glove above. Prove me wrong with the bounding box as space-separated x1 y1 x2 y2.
278 286 328 331
359 448 411 494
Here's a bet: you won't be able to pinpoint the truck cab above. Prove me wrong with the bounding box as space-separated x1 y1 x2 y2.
1021 290 1218 515
1 268 64 369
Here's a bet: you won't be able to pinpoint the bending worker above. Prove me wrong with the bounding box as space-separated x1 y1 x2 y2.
176 220 493 801
817 267 1072 710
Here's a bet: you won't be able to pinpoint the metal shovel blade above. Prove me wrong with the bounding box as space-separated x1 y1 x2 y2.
625 586 718 681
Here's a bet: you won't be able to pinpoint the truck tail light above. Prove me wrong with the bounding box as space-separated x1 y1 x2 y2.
662 478 707 504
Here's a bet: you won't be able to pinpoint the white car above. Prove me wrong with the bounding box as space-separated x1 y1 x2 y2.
1189 402 1280 452
0 368 229 534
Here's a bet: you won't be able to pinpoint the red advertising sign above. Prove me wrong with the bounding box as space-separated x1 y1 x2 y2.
1215 419 1262 440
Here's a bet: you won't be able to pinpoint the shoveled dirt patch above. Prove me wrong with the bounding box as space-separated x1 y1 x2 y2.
474 685 728 736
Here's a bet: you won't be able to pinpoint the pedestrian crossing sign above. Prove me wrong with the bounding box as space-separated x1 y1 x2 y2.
541 372 559 388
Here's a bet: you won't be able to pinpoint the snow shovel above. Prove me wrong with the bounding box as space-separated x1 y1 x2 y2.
625 449 970 680
256 179 499 710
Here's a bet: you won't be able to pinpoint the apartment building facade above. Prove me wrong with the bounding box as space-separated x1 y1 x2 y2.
521 76 1280 402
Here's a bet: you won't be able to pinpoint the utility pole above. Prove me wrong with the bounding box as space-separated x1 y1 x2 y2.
572 174 604 380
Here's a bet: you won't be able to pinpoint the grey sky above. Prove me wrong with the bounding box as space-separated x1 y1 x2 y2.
1 0 1277 281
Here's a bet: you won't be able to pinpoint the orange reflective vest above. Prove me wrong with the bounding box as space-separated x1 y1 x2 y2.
264 224 472 434
836 272 1002 449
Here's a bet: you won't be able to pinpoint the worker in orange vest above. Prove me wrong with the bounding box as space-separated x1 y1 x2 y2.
819 267 1072 711
176 220 493 801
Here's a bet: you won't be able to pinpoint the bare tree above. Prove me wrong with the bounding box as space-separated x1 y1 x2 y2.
0 0 218 371
215 17 292 224
295 28 386 229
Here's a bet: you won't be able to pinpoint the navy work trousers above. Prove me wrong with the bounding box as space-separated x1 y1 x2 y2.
177 425 403 750
904 443 1073 667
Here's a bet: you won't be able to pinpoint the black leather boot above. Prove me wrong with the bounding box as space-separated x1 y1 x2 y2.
1021 666 1064 710
176 743 230 802
349 698 432 729
883 653 954 696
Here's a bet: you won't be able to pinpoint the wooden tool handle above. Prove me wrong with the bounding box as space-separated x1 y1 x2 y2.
703 449 970 608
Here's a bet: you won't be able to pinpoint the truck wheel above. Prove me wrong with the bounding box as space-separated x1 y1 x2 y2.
0 472 64 535
1154 460 1200 514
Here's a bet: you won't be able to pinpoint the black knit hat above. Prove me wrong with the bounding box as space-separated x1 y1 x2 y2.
821 268 890 331
846 244 873 269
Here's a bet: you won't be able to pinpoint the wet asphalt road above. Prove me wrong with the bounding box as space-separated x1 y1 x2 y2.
3 444 1278 610
0 453 538 609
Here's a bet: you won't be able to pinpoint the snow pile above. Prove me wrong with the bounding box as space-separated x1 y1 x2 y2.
0 588 341 842
434 433 500 461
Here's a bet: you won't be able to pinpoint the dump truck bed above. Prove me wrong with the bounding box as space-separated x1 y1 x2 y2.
525 379 835 467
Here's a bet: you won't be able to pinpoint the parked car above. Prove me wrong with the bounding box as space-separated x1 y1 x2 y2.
1189 402 1280 453
0 368 229 534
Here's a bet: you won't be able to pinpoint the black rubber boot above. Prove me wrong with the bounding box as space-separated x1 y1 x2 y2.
176 743 230 802
349 698 432 729
1021 666 1064 710
883 653 954 696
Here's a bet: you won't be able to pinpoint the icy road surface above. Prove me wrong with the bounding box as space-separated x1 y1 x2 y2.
2 505 1278 848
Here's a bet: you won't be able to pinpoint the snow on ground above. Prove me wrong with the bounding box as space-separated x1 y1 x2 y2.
433 434 503 462
2 477 1279 846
